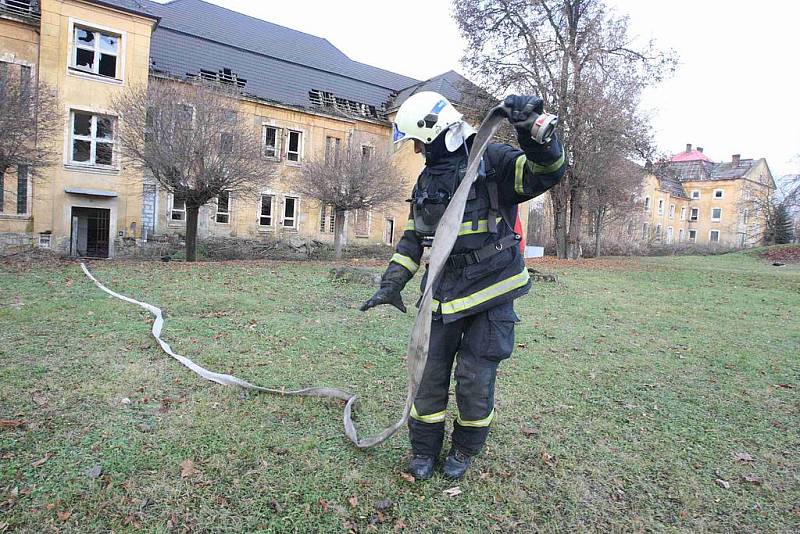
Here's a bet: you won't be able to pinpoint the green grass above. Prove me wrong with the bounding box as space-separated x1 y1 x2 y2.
1 253 798 532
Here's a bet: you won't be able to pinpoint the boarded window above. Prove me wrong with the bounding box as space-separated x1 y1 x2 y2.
354 209 370 237
259 194 273 226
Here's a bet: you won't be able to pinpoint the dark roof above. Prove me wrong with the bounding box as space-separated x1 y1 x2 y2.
661 158 758 183
657 176 688 198
391 70 478 110
710 159 756 179
89 0 157 19
141 0 419 119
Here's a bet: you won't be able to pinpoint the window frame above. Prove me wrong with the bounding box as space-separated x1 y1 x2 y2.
669 204 675 219
262 124 281 160
319 204 336 233
666 226 673 244
657 198 664 215
68 109 117 168
688 229 697 242
680 206 686 220
711 207 722 221
215 190 231 224
67 18 125 83
169 192 186 223
689 207 699 222
679 228 685 242
709 229 720 243
16 164 29 215
644 196 651 211
258 193 275 228
354 209 371 237
282 195 299 229
713 189 724 199
691 190 700 200
286 129 304 164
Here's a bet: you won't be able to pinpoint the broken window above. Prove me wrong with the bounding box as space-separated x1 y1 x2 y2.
325 136 340 164
70 110 115 167
263 125 281 159
215 191 230 224
198 67 247 88
286 130 302 162
71 26 120 78
170 193 186 221
283 196 298 228
16 164 28 214
259 194 273 227
308 89 381 119
319 205 335 233
361 145 374 162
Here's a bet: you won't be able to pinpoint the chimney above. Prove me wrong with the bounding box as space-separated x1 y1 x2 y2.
697 147 703 153
686 143 692 153
732 154 741 166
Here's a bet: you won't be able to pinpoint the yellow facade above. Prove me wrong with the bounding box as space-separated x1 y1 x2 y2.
640 173 691 245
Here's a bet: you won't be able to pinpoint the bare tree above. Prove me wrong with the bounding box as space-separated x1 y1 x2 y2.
453 0 675 258
295 142 405 259
112 79 272 261
0 62 59 210
586 156 644 256
740 174 798 246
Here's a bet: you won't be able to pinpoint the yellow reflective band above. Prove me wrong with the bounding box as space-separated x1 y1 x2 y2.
390 253 419 274
410 404 446 424
458 217 503 236
514 155 526 195
404 219 415 231
532 152 566 174
432 268 530 315
457 408 495 428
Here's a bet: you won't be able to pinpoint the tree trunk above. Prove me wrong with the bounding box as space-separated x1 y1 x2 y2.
185 204 200 262
0 165 7 211
594 208 604 258
567 185 584 260
551 184 569 259
333 208 346 260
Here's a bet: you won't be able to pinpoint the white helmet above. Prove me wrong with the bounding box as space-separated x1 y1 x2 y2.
393 91 463 145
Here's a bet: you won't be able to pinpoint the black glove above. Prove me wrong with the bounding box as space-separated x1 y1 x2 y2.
360 262 413 313
503 94 544 132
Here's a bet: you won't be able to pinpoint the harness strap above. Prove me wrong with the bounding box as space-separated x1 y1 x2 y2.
446 233 521 269
486 180 499 234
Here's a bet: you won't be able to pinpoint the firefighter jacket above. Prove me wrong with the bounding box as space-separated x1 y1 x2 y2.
387 133 566 324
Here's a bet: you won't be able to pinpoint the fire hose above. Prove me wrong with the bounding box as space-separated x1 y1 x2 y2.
81 105 510 449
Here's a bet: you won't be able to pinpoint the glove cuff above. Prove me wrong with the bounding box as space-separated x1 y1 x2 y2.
516 129 563 165
380 261 413 291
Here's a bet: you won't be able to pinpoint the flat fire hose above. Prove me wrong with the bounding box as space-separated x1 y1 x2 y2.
81 106 508 449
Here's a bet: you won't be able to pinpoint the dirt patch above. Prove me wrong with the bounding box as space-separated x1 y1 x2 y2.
0 248 75 272
525 256 657 271
760 245 800 263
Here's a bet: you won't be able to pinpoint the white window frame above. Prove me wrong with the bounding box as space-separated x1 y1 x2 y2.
361 144 375 161
67 18 126 83
38 233 52 249
258 192 275 228
657 198 664 215
286 130 304 164
689 207 699 222
691 190 700 200
68 109 116 168
282 195 299 229
215 191 231 224
262 124 281 160
713 189 724 199
666 226 673 244
669 204 675 219
644 196 651 211
168 193 186 223
680 206 686 221
679 228 684 242
688 229 697 242
711 207 722 222
709 229 720 243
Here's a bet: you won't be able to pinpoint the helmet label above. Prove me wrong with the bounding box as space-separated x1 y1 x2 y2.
431 99 448 114
392 123 406 143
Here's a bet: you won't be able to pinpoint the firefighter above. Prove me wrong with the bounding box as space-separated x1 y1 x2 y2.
360 92 566 480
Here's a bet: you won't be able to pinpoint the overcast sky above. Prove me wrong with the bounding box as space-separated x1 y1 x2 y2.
191 0 799 178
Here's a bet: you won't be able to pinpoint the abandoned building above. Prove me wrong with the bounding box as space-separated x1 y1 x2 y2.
0 0 504 257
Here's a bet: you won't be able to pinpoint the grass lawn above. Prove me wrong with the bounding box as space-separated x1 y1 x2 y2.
1 252 798 532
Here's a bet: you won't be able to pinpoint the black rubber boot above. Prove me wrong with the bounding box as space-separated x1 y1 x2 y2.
408 454 435 480
442 449 472 480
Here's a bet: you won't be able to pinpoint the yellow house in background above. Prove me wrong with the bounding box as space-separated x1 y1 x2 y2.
639 144 775 248
1 0 498 258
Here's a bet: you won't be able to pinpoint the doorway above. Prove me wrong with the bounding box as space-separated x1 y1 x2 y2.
70 207 110 258
384 218 395 246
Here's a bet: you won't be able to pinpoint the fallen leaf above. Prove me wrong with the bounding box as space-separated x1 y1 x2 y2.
56 511 72 521
45 503 56 510
179 459 197 478
742 473 763 485
31 453 52 467
733 452 755 463
400 472 415 483
374 498 392 511
86 464 103 479
540 449 556 466
394 518 407 531
715 478 730 489
0 419 25 429
347 496 358 508
521 426 538 437
443 486 462 497
319 498 329 513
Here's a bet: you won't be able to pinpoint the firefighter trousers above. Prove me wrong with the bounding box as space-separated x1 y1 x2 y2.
408 302 517 457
